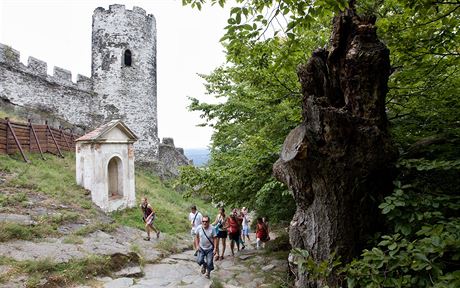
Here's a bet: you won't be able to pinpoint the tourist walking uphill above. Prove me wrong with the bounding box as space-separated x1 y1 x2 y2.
256 217 270 249
241 207 251 245
140 197 160 241
195 215 217 279
212 207 228 260
227 208 242 256
189 205 202 254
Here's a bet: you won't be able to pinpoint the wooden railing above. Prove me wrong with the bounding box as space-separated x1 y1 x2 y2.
0 118 80 162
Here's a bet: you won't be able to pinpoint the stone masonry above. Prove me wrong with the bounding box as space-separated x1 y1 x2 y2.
0 4 187 175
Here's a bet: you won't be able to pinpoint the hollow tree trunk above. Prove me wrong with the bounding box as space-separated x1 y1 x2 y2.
273 9 398 287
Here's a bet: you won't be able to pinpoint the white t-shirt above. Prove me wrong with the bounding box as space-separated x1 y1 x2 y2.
196 224 216 250
189 211 202 233
242 213 250 228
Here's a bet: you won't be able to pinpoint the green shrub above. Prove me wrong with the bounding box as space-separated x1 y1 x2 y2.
345 159 460 287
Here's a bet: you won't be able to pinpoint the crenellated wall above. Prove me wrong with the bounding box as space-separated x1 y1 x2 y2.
0 4 190 178
0 43 101 129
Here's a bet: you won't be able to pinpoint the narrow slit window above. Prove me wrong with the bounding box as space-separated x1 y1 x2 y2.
124 50 132 67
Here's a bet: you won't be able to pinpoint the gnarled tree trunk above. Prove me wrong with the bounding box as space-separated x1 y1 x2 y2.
273 9 398 287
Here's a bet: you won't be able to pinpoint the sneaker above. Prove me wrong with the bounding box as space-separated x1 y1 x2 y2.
201 265 206 274
205 271 210 279
194 250 198 256
143 237 150 241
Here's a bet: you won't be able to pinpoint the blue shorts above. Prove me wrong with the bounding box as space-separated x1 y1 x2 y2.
242 226 250 236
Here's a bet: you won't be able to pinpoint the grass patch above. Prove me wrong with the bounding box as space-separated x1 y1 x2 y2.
0 253 139 287
73 222 118 237
0 222 58 242
1 151 216 240
111 169 216 236
210 278 225 288
62 235 84 244
0 192 28 207
0 153 94 210
18 256 112 287
155 234 182 255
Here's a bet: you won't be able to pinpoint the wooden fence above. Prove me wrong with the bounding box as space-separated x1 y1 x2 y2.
0 118 80 162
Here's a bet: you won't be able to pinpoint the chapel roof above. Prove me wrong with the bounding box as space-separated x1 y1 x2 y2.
76 119 138 142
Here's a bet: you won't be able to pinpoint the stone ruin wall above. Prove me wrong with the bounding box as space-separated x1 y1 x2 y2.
0 43 101 131
0 5 189 176
159 137 190 176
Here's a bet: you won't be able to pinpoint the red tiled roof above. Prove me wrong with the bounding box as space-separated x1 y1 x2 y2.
76 119 138 142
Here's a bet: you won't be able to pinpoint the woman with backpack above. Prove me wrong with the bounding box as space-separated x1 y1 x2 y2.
226 208 241 256
212 207 228 260
256 217 270 249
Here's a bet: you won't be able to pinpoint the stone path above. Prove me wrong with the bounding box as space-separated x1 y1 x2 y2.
0 226 166 263
91 239 288 288
0 225 288 288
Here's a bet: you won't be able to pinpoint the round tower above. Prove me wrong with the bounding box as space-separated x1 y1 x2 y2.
91 4 158 161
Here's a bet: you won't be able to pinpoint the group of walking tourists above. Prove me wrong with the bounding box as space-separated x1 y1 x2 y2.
138 198 270 280
189 205 270 279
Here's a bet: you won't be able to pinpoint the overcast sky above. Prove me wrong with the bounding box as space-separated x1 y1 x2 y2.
0 0 230 149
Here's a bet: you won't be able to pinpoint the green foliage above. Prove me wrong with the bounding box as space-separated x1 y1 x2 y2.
180 1 460 285
291 248 342 285
355 0 460 145
178 13 333 222
182 0 347 48
345 157 460 287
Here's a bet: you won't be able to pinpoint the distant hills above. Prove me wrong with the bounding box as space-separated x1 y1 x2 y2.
184 148 210 167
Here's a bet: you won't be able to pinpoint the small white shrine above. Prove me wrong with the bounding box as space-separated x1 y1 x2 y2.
75 120 138 212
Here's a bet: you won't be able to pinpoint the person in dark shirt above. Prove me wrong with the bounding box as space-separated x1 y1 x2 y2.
141 197 160 241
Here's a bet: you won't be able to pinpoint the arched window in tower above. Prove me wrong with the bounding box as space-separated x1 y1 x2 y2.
124 49 132 67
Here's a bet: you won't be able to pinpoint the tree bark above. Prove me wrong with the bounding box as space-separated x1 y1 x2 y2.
273 9 398 287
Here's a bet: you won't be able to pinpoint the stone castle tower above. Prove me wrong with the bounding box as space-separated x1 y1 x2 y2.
0 4 190 177
92 4 159 161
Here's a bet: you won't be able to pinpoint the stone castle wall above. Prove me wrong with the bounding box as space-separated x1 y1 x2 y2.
0 44 101 129
0 4 190 177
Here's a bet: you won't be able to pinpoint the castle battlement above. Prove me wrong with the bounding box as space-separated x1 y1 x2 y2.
27 56 47 77
1 4 188 178
53 66 72 84
0 43 93 93
94 4 155 22
0 43 21 67
77 74 93 91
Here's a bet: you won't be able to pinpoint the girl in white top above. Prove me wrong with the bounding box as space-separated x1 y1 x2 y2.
188 205 202 252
